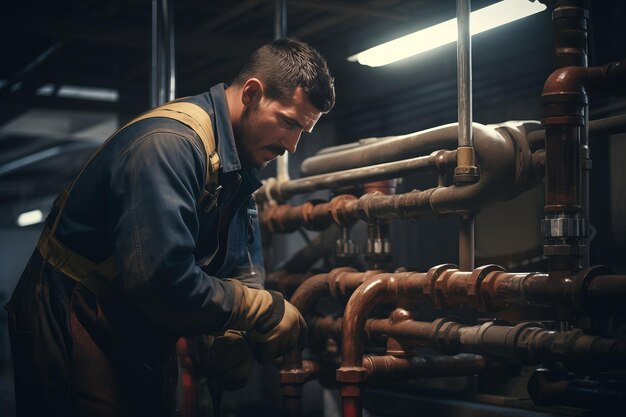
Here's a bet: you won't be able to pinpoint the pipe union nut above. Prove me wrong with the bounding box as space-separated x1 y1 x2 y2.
541 216 586 238
336 366 369 383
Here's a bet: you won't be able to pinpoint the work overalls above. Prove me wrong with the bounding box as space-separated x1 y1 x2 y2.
6 87 264 416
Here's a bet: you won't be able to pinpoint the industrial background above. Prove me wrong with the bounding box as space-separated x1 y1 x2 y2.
1 0 626 416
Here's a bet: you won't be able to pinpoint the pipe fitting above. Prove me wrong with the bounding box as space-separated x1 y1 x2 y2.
466 264 508 311
425 264 458 308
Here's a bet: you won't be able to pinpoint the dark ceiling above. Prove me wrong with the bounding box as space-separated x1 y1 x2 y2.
1 0 625 222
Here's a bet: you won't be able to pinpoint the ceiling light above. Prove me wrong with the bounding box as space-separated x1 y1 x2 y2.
348 0 546 67
57 85 119 102
17 209 44 227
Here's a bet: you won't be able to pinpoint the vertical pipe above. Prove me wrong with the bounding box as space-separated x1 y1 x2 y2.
165 0 176 101
152 0 173 107
456 0 473 150
459 216 475 271
455 0 476 270
554 0 589 268
274 0 290 182
542 0 589 275
150 0 159 107
274 0 287 41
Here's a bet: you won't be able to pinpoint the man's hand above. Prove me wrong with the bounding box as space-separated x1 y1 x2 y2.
226 279 307 361
206 330 255 389
249 300 307 362
188 331 255 390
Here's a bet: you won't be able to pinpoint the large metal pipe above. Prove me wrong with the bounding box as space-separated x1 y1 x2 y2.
541 59 626 274
262 129 542 233
456 0 473 150
363 353 488 382
300 123 460 177
270 150 456 201
274 0 290 182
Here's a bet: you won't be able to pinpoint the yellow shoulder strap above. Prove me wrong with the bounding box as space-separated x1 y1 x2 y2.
127 101 221 191
38 100 221 287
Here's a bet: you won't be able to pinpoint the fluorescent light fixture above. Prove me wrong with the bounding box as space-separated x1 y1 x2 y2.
36 83 56 96
17 209 44 227
348 0 546 67
57 85 119 102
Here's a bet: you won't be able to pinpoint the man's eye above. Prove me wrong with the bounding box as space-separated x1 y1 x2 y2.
283 118 297 127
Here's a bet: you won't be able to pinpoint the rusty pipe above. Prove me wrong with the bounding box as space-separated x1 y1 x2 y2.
261 122 540 229
310 265 626 320
542 59 626 273
337 272 418 417
364 353 487 382
280 268 382 417
262 149 546 232
351 316 626 370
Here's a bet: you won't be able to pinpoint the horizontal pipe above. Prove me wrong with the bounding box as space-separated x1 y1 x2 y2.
301 124 460 177
261 124 539 223
299 122 539 179
364 353 486 382
270 151 456 201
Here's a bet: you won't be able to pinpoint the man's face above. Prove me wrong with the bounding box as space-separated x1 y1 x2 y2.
236 86 322 168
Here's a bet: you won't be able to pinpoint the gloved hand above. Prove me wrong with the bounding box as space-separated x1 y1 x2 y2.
249 300 307 362
187 331 255 390
226 279 307 362
205 330 255 390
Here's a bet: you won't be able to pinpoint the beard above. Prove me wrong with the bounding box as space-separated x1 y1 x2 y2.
234 105 262 168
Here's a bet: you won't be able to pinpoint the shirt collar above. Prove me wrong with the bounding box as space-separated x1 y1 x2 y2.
209 83 241 173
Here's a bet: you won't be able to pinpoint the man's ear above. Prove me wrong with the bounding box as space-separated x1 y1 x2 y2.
241 78 263 108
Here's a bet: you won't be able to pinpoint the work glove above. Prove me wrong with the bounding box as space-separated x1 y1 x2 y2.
226 279 307 362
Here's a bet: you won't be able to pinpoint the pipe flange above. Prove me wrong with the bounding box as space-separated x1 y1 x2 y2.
430 317 459 353
329 194 359 226
466 264 507 311
573 265 614 313
434 269 459 309
511 322 545 365
426 264 458 308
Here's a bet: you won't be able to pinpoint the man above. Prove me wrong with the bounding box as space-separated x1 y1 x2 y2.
6 38 335 416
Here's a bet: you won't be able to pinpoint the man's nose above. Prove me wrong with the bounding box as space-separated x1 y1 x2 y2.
281 130 302 153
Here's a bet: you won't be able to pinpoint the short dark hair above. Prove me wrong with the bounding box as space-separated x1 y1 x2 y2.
232 39 335 113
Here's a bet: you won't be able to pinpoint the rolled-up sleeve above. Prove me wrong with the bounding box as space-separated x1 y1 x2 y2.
109 129 237 335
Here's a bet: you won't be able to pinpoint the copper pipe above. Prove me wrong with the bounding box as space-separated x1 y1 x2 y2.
280 268 382 417
337 272 414 417
364 353 486 382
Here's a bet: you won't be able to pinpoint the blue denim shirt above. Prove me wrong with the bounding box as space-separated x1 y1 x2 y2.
53 84 264 335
